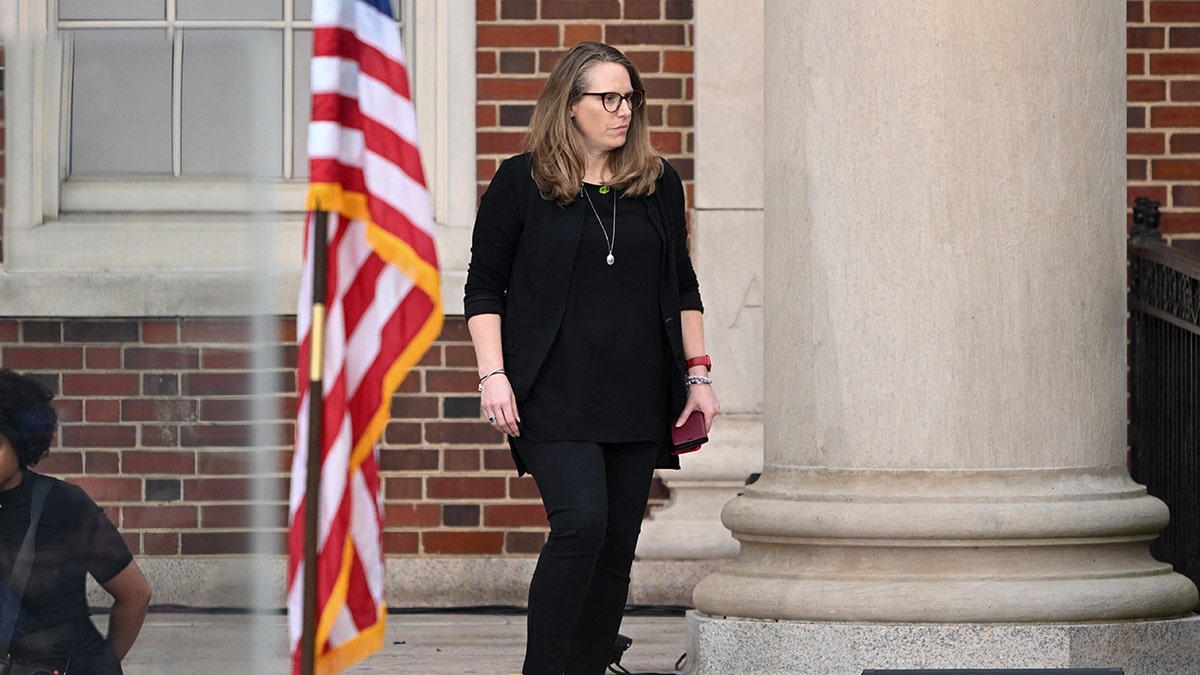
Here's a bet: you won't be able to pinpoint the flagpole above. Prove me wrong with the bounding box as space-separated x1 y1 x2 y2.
302 208 330 675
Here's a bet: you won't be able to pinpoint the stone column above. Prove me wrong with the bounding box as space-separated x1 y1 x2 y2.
689 1 1200 672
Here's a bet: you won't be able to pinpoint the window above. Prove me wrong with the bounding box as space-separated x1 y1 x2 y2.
1 0 475 316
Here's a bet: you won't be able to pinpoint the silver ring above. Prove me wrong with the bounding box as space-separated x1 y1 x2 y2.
488 416 496 423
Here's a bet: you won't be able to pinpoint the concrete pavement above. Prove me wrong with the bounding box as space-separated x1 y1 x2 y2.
99 607 690 674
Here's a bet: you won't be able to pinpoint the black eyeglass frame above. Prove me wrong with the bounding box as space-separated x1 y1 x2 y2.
579 90 646 113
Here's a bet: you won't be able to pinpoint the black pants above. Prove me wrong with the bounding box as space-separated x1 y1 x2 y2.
512 438 660 675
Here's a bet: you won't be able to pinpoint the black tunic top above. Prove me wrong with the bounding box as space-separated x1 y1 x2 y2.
520 184 668 442
0 471 132 673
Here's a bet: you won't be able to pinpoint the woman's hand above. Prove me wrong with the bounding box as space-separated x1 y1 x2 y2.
481 373 521 437
677 382 720 433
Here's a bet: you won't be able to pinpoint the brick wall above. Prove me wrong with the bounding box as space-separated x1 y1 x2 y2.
0 316 669 557
475 0 695 202
1128 0 1200 240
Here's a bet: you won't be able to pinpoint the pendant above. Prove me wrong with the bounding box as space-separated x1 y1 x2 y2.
599 185 610 194
606 254 615 265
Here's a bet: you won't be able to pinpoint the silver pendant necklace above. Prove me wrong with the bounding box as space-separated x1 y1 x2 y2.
582 183 616 265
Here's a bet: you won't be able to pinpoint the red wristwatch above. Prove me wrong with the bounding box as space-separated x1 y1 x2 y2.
686 355 712 372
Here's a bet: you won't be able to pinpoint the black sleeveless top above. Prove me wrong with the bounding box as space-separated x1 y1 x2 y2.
518 183 668 442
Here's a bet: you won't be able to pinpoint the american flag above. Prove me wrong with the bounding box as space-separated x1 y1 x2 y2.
287 0 442 672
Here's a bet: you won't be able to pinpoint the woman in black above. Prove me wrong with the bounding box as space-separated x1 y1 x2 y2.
464 42 720 675
0 369 151 674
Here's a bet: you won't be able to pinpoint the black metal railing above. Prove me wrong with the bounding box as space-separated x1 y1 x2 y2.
1128 199 1200 597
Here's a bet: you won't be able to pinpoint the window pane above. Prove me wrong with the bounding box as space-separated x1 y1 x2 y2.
181 30 284 178
294 0 312 21
59 0 166 21
293 30 312 180
69 30 172 177
177 0 283 21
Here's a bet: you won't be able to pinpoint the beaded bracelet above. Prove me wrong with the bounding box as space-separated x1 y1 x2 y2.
685 375 713 386
478 368 507 392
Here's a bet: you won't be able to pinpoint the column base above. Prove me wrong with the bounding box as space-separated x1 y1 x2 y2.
686 610 1200 675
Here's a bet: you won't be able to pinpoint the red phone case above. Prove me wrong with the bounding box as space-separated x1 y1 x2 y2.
671 411 708 454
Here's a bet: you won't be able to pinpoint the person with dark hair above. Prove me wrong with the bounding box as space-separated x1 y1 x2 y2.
0 369 151 674
464 41 720 674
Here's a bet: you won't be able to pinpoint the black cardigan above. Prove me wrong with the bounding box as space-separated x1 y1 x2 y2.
464 153 703 471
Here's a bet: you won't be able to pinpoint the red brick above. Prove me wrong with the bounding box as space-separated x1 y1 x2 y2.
564 24 603 45
425 421 504 445
0 320 18 341
651 131 682 154
85 346 122 369
86 399 121 423
383 421 422 445
381 448 440 471
142 533 179 555
484 503 546 527
1170 133 1200 153
387 503 442 527
509 476 541 499
478 78 546 101
390 394 439 419
665 0 692 20
1128 132 1165 155
124 504 198 529
427 370 481 394
505 531 546 554
643 77 683 100
184 372 293 396
141 425 181 448
440 318 470 341
141 320 179 344
1129 53 1145 76
1129 159 1147 181
1151 1 1200 22
1129 80 1166 102
663 50 693 74
624 0 660 19
444 449 481 472
199 347 255 370
1131 104 1147 128
1171 81 1200 102
1170 26 1200 48
478 25 559 48
1152 159 1200 179
85 451 121 474
500 0 536 20
1159 211 1200 234
124 450 197 474
541 0 619 19
1129 0 1145 22
1150 54 1200 76
422 531 504 555
2 346 84 370
181 423 281 448
198 398 251 422
70 476 142 502
179 319 253 344
183 476 279 501
385 476 424 500
123 399 198 422
1128 26 1164 49
202 503 287 528
483 448 516 471
36 451 83 474
477 104 498 128
1129 186 1169 208
606 24 687 47
1151 106 1200 128
197 448 290 474
62 373 140 397
384 531 419 554
182 530 285 555
477 0 497 22
427 476 506 499
1173 185 1200 206
60 424 136 449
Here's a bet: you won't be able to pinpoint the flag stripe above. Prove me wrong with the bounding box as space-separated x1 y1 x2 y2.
289 0 442 672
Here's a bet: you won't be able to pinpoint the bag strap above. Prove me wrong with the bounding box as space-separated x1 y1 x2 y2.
1 475 52 655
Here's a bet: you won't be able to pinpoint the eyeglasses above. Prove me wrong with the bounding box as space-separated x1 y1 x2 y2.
580 90 645 113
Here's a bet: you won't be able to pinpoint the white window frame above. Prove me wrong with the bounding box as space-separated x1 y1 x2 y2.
0 0 475 317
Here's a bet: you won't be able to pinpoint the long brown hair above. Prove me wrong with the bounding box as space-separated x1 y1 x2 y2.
524 42 663 205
